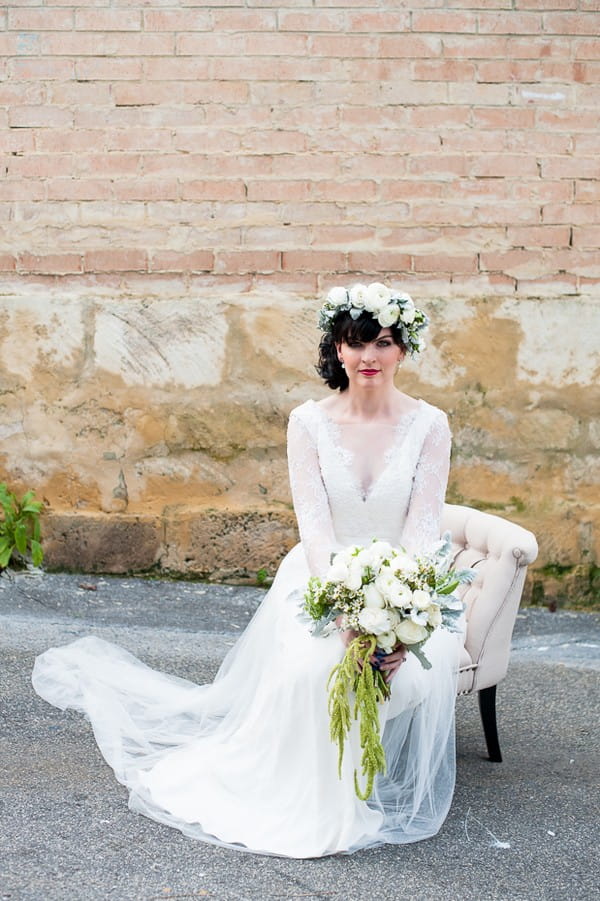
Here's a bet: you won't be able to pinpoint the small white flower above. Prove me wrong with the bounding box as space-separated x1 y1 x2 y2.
364 282 391 313
363 582 385 609
377 303 400 328
395 619 429 646
327 286 349 307
358 607 391 636
349 283 368 308
412 589 432 611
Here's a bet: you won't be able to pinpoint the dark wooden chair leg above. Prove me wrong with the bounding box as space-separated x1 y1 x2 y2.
478 685 502 762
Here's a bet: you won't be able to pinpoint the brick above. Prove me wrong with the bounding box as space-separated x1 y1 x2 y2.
572 227 600 248
477 12 542 33
506 132 572 154
8 8 74 30
480 250 544 276
83 250 148 273
472 107 535 129
278 10 346 31
515 0 576 8
214 251 281 274
449 83 512 105
42 32 175 57
442 36 509 58
112 83 183 107
149 251 214 273
282 251 347 273
507 226 571 247
541 157 599 179
0 182 46 201
239 131 307 154
543 203 599 225
413 254 478 274
181 180 246 202
75 58 143 81
413 11 477 32
9 58 74 81
48 83 112 108
74 154 140 177
0 255 16 272
310 225 377 247
409 155 470 178
312 180 378 202
173 130 241 154
380 181 443 201
182 82 250 104
106 128 173 152
413 60 476 82
17 253 83 275
378 34 442 58
311 34 380 57
213 9 278 30
46 179 113 201
246 181 312 202
347 252 412 273
512 181 572 203
143 10 212 31
7 155 75 178
9 106 73 129
0 131 35 154
535 109 599 131
144 58 212 81
113 180 180 201
573 39 600 59
75 9 141 31
543 13 599 35
575 181 600 203
470 154 540 178
176 33 245 56
509 36 571 58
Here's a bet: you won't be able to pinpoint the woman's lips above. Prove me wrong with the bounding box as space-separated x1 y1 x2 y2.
359 369 380 376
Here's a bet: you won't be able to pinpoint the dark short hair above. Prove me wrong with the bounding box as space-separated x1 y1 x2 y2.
316 310 407 391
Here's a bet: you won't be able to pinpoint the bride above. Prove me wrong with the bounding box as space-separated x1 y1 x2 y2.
32 283 460 859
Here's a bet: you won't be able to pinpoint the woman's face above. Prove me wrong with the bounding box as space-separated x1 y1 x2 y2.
336 328 405 388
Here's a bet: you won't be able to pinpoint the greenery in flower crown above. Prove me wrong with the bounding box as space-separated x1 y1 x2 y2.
318 282 429 356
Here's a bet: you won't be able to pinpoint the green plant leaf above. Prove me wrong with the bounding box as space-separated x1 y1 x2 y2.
14 522 28 555
0 543 13 568
31 539 44 568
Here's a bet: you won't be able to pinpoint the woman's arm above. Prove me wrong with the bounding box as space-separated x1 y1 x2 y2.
400 410 452 557
287 411 338 579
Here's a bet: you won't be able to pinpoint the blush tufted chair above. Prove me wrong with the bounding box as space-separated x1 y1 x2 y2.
441 503 539 762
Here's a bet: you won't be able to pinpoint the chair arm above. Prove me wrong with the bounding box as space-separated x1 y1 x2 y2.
442 504 538 691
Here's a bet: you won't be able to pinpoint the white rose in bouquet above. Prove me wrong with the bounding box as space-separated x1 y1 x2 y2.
344 560 363 592
358 607 391 636
377 631 397 654
364 282 391 313
395 619 429 646
390 552 418 577
363 582 386 609
412 589 432 611
327 557 349 583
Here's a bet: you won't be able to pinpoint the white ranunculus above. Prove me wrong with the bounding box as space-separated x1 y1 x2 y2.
344 560 363 592
381 578 414 610
327 558 349 584
395 619 429 646
327 286 348 307
391 552 418 577
377 303 400 328
358 607 391 636
428 605 442 628
349 283 368 308
364 282 391 313
400 299 416 324
363 582 385 609
377 631 397 654
412 589 432 611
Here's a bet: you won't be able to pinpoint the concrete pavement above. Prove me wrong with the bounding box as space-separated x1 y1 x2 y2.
1 571 599 901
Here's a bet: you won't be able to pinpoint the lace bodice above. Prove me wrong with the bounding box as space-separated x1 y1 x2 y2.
287 399 451 578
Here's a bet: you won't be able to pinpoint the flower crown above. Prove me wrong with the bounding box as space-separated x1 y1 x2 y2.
318 282 429 356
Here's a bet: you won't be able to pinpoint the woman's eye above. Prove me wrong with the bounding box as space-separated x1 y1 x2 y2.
378 341 392 347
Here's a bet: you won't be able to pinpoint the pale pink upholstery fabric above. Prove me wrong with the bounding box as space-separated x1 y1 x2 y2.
441 504 538 695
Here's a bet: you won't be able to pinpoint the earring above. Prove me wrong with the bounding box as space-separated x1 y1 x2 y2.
339 360 345 369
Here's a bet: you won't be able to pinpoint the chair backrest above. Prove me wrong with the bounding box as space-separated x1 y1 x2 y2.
441 504 538 691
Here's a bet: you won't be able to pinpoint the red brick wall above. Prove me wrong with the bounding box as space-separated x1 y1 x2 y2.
1 2 599 294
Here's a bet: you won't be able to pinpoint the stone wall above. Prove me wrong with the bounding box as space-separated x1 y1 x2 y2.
1 2 599 605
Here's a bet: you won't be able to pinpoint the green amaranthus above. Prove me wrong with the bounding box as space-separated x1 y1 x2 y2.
327 635 391 801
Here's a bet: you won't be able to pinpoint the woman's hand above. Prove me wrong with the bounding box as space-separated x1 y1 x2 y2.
373 644 407 683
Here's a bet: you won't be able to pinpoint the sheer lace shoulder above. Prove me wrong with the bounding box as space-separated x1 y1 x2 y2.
399 404 451 556
287 403 337 578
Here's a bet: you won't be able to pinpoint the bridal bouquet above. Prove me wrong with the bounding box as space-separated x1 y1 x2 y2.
303 536 472 800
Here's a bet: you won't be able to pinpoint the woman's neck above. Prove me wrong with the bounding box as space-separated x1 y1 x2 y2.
336 386 407 423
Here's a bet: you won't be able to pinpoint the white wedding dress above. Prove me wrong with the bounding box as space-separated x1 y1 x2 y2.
32 398 461 858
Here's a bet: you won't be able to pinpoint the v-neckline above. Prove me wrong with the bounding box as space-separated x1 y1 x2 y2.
311 399 423 503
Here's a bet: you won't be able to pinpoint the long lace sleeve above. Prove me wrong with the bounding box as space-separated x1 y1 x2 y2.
400 411 451 557
287 410 338 579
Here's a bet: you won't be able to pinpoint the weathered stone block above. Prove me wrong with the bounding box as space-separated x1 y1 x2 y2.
44 513 162 574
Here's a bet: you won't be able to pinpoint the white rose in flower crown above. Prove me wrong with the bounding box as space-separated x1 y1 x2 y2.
327 286 348 307
358 607 391 636
428 605 442 628
395 619 429 646
349 283 368 308
364 282 391 313
412 589 432 611
400 299 416 324
363 582 386 609
377 303 400 328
